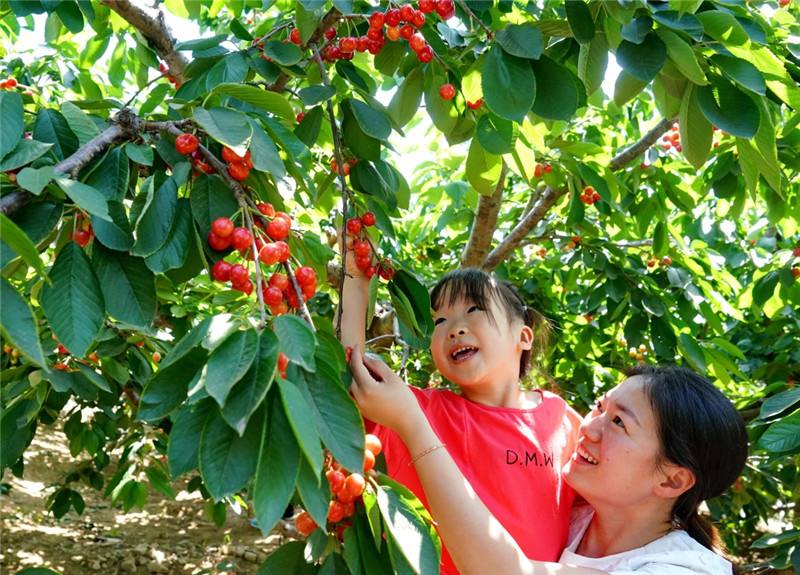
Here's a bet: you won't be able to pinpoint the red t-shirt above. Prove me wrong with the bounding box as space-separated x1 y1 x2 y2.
367 387 581 575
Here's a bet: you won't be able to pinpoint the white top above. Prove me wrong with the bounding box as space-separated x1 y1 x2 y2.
558 505 733 575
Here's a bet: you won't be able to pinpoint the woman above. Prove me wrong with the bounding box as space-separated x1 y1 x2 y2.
349 347 748 575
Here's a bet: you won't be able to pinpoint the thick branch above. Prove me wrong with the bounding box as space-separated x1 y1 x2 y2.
101 0 188 81
460 162 507 268
481 186 568 271
609 117 674 171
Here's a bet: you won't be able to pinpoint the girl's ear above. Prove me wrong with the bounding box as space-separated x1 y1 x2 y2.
519 324 533 351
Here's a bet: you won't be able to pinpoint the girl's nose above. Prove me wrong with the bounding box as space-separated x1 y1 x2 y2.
449 327 467 339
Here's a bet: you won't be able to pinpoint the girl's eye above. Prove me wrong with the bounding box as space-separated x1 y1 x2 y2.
434 317 445 326
594 400 603 413
467 305 481 313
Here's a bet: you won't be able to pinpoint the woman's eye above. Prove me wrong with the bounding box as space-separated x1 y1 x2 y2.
434 318 445 326
594 401 603 413
613 416 625 429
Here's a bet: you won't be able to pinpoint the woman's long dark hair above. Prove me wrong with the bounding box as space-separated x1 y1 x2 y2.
628 365 749 552
430 268 549 379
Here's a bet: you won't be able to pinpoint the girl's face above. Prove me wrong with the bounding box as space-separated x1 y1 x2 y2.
430 293 532 390
563 376 686 509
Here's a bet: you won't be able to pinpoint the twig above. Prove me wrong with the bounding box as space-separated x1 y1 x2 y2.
311 43 349 340
123 74 163 109
609 117 675 171
456 0 493 39
241 207 268 328
282 261 317 330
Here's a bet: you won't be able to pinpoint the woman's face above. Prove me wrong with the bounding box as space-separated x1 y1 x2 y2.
563 376 669 508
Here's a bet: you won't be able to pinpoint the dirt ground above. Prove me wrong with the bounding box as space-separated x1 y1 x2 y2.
1 425 296 575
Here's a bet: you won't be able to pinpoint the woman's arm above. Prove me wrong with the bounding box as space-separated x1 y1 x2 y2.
349 347 606 575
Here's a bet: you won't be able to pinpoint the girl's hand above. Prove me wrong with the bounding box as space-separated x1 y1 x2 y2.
349 346 425 438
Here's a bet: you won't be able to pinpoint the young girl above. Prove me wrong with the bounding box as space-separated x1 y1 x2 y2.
349 358 749 575
340 267 582 574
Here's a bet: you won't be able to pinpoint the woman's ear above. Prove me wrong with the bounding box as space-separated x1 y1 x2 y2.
518 324 533 351
654 464 696 499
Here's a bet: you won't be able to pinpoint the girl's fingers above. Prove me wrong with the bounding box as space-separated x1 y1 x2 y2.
361 353 393 382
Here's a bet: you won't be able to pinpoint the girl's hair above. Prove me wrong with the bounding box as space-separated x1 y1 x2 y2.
429 268 548 379
627 365 748 553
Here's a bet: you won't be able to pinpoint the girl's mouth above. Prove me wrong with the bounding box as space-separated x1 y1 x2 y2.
450 345 478 363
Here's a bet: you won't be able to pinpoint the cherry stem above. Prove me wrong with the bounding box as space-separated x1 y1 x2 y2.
311 42 350 341
456 0 493 39
241 207 268 328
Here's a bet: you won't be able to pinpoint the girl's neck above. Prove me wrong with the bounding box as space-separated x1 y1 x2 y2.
577 504 672 557
462 384 541 409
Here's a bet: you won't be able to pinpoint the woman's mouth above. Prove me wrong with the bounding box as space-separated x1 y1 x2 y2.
575 445 599 465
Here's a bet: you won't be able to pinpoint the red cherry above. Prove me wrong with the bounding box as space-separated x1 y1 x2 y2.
386 26 401 41
439 83 456 101
339 36 356 52
360 212 376 227
363 449 376 471
211 217 234 238
269 272 290 292
367 38 384 54
267 217 290 241
295 511 317 536
409 32 426 52
399 4 415 22
418 0 436 13
793 247 800 257
72 230 92 247
285 287 300 309
324 27 337 40
212 260 232 281
193 159 214 174
367 27 384 41
295 266 317 287
533 164 544 178
417 45 433 62
544 163 552 173
412 10 426 27
356 36 369 52
328 501 346 523
385 8 401 26
274 240 291 263
259 243 280 265
369 12 385 28
257 202 275 217
278 352 289 374
270 301 289 316
229 264 249 284
207 231 231 251
175 133 199 155
290 28 302 45
227 162 250 181
400 24 414 40
346 217 362 235
355 254 372 270
263 286 283 306
230 227 252 251
345 473 366 497
235 279 254 295
792 267 800 279
436 0 455 19
353 239 371 257
327 469 346 493
466 98 484 110
365 434 382 456
365 265 377 279
378 263 395 281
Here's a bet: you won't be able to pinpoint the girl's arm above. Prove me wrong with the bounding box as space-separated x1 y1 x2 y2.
349 347 607 575
334 238 369 352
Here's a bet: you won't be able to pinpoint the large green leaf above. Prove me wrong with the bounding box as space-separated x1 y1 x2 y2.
655 28 707 85
278 376 323 477
55 178 111 221
193 107 253 156
696 76 759 138
0 201 62 268
263 40 302 65
168 400 214 478
199 404 263 500
1 399 36 471
205 328 259 407
0 213 46 277
0 278 47 368
137 348 207 421
60 101 100 146
92 243 156 328
615 34 666 83
387 67 423 128
248 119 286 179
15 165 55 196
481 45 535 123
565 0 594 44
349 98 392 141
577 34 608 97
253 395 300 535
710 54 766 96
476 114 516 155
256 541 315 575
759 388 800 421
205 52 248 91
296 368 364 473
210 83 294 122
614 70 648 106
531 56 580 121
424 68 458 137
0 91 23 158
342 100 381 161
298 85 336 107
758 412 800 453
0 140 53 172
273 315 316 371
296 459 331 528
465 137 503 195
84 147 129 201
131 175 178 257
695 10 749 46
650 315 677 360
145 199 192 273
221 330 279 435
92 200 133 252
189 173 239 235
33 109 79 162
40 242 105 358
495 23 543 59
679 84 712 169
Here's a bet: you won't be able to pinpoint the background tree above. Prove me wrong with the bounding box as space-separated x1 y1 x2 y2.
1 0 798 573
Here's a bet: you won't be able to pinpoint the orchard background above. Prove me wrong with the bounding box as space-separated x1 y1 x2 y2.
1 0 799 573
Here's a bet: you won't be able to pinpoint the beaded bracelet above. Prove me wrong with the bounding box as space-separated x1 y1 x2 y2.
409 443 446 466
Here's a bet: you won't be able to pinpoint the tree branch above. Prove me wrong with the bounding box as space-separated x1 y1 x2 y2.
481 186 568 271
609 117 674 171
460 162 507 268
101 0 188 82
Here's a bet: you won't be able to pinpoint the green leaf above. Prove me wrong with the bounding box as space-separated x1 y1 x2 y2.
33 109 78 162
0 201 62 268
476 114 516 155
577 34 609 97
621 16 652 44
650 315 677 360
652 221 668 257
614 70 648 106
145 199 192 273
137 348 207 421
253 395 300 534
124 143 153 166
495 23 543 59
205 328 259 407
40 242 105 358
695 10 749 46
263 40 302 65
175 34 228 51
465 138 503 196
278 376 323 477
0 91 24 158
189 173 239 234
349 98 392 141
678 333 707 372
15 165 55 196
696 76 760 138
273 315 316 371
424 67 458 137
1 399 35 470
616 34 666 83
199 404 263 500
56 177 111 221
655 28 707 85
531 56 580 121
296 368 364 473
60 101 100 146
293 105 323 148
651 11 703 40
131 175 178 257
679 83 712 169
753 272 780 308
193 107 253 156
221 329 279 435
168 400 214 478
0 214 46 277
0 139 53 172
256 541 315 575
710 54 766 96
481 45 535 123
565 0 595 44
758 412 800 453
759 388 800 421
298 85 336 107
297 459 330 528
342 100 381 161
92 200 133 252
92 243 156 329
387 67 423 128
642 294 666 317
205 52 248 90
210 84 294 122
0 278 47 368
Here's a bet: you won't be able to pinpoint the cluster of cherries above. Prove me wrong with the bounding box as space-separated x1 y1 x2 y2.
158 62 181 89
295 434 383 539
174 133 214 175
72 213 94 247
331 156 356 176
792 246 800 280
437 81 482 109
646 255 672 269
562 234 581 253
533 163 553 178
0 76 17 89
579 186 601 206
659 123 682 153
346 213 395 280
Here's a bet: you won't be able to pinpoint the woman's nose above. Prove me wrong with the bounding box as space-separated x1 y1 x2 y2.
579 412 602 442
